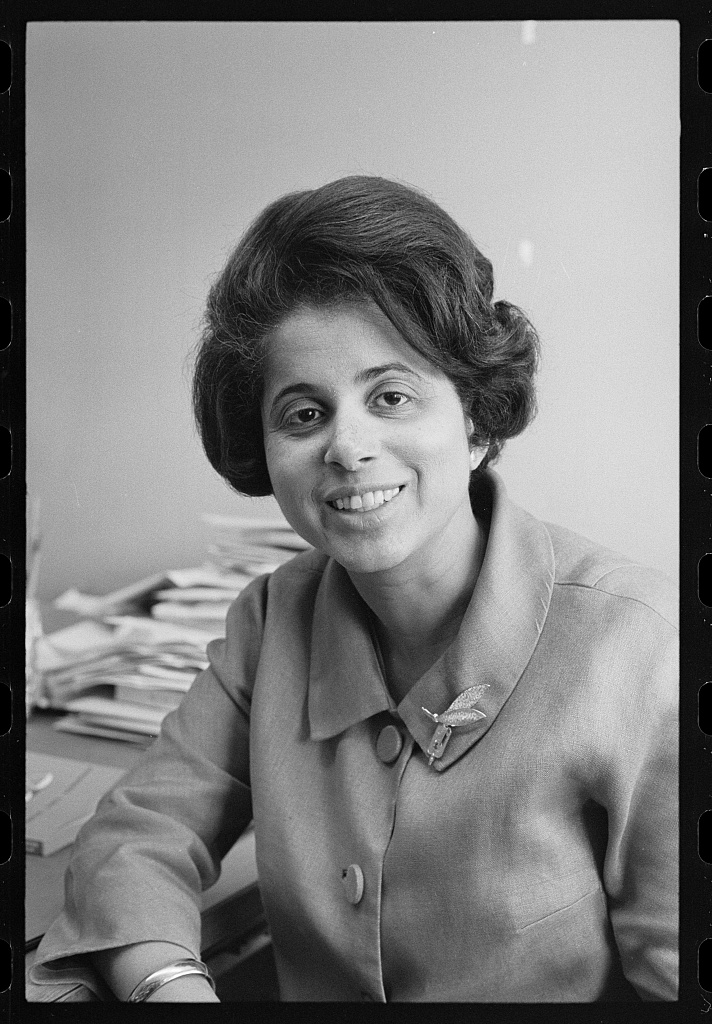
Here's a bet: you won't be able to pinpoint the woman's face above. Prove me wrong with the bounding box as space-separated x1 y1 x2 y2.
261 301 485 577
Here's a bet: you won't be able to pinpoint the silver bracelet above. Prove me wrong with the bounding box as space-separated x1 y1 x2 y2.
126 958 216 1002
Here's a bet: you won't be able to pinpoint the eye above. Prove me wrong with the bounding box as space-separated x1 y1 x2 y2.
374 390 410 409
283 406 323 427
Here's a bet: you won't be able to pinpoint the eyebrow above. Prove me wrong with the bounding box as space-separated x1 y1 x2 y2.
267 362 425 413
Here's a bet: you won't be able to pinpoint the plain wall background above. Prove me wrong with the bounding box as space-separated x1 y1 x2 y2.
26 21 679 599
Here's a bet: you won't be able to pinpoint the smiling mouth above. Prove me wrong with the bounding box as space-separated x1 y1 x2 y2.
327 486 404 512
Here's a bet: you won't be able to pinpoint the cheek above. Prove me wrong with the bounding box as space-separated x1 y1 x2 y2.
264 434 296 477
405 415 471 474
266 463 317 542
419 435 471 502
264 438 315 507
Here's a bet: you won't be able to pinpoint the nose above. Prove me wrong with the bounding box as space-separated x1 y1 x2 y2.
323 411 378 471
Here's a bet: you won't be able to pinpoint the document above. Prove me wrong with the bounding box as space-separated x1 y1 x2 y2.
26 751 126 856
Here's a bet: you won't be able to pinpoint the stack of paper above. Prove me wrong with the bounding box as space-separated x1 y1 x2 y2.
35 616 214 740
146 566 254 634
203 513 312 577
38 512 310 741
147 516 311 632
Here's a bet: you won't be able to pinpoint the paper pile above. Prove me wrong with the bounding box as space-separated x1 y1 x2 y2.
38 514 310 741
203 513 312 576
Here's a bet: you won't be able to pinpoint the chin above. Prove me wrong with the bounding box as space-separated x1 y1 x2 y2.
324 538 407 575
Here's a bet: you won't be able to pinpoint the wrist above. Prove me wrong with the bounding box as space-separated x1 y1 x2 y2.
144 973 219 1002
126 956 216 1003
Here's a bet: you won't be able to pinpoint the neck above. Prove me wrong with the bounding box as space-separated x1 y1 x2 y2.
347 506 488 700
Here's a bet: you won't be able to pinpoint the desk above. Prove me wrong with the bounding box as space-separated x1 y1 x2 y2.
25 709 279 1002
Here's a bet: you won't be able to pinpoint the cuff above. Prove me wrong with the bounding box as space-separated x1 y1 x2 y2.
27 951 115 1002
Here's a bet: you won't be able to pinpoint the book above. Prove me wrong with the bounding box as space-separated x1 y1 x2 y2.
151 601 233 622
64 695 168 730
26 752 126 856
114 684 184 710
53 717 152 744
153 587 242 604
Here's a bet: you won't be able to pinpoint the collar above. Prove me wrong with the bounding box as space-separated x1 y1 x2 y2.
307 471 555 772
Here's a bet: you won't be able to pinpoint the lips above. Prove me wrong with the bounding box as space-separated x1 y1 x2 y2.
326 486 404 512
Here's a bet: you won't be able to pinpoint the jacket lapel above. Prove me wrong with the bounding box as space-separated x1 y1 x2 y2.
308 557 393 740
398 474 555 771
307 472 555 771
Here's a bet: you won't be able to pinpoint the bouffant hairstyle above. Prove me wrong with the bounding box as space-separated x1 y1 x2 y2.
193 176 539 496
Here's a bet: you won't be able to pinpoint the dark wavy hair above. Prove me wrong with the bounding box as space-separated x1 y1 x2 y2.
193 176 540 496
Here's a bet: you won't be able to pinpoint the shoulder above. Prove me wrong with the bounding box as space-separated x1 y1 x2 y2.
213 548 329 691
270 544 330 583
266 546 330 605
227 547 327 614
224 546 329 636
543 519 678 632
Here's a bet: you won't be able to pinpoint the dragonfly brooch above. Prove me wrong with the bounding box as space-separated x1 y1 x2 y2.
421 684 490 766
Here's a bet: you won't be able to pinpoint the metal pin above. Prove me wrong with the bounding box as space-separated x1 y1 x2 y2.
422 685 490 768
426 723 452 766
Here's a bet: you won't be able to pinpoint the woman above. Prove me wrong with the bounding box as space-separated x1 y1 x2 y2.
31 176 678 1002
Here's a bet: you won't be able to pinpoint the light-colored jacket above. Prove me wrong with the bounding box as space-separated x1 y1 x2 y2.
32 471 678 1001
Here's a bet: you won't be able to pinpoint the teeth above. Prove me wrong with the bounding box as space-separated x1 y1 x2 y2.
331 486 401 511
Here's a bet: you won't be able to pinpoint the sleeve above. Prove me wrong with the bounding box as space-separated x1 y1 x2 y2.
28 573 270 999
600 619 678 1001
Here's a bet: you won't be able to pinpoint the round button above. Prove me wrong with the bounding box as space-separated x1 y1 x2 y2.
342 864 365 905
376 724 403 764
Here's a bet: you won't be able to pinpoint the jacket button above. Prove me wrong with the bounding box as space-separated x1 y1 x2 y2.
342 864 365 905
376 724 403 764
